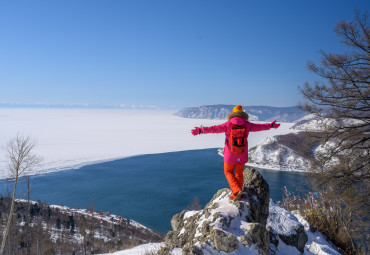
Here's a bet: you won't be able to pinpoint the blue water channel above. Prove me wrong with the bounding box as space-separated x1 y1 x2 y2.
0 149 309 233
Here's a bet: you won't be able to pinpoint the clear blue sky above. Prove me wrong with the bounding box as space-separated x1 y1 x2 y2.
0 0 368 108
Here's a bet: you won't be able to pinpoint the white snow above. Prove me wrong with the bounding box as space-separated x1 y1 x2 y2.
292 211 341 255
247 136 311 172
291 113 363 132
0 108 294 179
98 242 165 255
268 200 301 236
291 114 334 131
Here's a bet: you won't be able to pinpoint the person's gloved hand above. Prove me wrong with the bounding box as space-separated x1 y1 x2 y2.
271 120 280 129
191 127 202 136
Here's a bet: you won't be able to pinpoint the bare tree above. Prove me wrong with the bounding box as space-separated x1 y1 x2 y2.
0 134 42 255
299 10 369 254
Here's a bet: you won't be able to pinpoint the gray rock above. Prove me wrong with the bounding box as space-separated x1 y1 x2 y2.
279 225 308 254
210 229 239 253
247 223 270 255
182 244 204 255
243 168 270 226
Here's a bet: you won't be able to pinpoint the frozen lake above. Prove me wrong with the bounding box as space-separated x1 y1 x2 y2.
0 108 295 179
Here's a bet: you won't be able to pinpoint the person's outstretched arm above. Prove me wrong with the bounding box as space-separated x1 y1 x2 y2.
191 122 228 136
249 120 280 132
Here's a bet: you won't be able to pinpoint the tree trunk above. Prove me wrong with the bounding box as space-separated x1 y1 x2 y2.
27 176 31 255
0 175 19 255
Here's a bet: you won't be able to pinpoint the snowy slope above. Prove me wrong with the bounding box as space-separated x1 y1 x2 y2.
98 243 166 255
11 199 162 253
291 114 337 131
292 212 341 255
291 113 363 132
247 137 311 171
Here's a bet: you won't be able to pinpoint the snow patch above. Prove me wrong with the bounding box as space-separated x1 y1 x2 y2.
292 211 341 255
98 243 164 255
268 200 300 236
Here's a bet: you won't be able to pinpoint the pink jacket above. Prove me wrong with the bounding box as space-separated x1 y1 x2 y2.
201 117 271 165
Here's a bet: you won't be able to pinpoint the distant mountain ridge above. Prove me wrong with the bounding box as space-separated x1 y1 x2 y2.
175 105 307 122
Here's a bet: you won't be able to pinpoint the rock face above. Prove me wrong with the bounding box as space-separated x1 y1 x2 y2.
160 168 308 255
243 168 270 226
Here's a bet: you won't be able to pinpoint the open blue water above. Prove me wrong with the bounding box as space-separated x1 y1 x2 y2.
0 149 309 233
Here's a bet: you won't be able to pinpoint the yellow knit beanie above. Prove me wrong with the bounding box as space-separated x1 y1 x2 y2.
232 105 243 113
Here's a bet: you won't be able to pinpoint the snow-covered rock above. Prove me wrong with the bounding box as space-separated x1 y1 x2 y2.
159 168 308 255
247 137 311 171
162 189 269 255
268 200 308 253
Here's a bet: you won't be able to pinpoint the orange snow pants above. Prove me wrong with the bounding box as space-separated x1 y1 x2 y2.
224 162 244 196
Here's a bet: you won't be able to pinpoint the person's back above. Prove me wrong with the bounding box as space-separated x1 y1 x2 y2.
191 105 280 200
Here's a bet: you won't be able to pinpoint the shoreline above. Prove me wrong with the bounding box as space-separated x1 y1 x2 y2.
1 147 309 181
246 162 308 173
0 147 223 180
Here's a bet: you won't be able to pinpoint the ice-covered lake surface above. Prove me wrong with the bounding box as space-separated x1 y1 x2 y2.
0 108 295 179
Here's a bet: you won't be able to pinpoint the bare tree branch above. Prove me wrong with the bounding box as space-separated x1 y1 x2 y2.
0 134 42 255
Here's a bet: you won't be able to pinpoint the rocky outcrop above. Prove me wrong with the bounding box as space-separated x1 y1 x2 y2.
160 168 308 255
161 188 269 255
160 168 272 255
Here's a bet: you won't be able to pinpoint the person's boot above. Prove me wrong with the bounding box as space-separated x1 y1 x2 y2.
229 190 243 201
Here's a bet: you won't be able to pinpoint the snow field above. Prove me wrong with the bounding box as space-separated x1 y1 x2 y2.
0 108 294 179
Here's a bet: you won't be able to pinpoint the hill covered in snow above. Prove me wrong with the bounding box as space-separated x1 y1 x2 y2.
291 113 363 132
175 105 307 122
0 198 162 254
247 132 321 171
